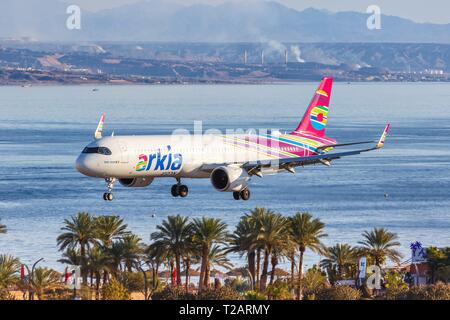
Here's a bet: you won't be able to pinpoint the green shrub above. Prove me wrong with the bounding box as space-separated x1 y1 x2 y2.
381 270 409 300
315 286 362 300
197 286 242 300
305 293 316 300
101 278 131 300
265 280 293 300
0 289 15 300
382 286 409 300
407 283 450 300
244 290 266 300
224 278 251 292
79 285 94 300
151 286 195 300
303 268 329 298
45 288 73 300
118 272 145 292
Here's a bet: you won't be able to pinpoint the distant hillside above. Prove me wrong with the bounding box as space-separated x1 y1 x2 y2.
3 41 450 74
1 0 450 43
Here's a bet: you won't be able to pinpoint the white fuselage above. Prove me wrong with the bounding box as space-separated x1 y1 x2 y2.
75 133 304 180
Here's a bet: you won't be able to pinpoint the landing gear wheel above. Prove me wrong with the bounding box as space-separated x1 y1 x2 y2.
104 178 116 201
178 185 189 198
171 184 179 197
240 188 250 201
233 191 241 200
103 193 114 201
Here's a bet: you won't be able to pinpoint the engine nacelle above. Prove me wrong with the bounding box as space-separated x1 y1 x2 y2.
119 177 154 188
210 166 250 192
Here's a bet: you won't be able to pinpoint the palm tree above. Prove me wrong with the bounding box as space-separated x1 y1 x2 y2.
120 234 142 272
229 215 259 289
288 212 327 299
205 245 233 282
286 247 297 288
86 246 110 299
146 243 168 290
29 267 62 300
57 212 97 283
191 217 229 290
108 241 126 274
257 212 288 291
247 207 268 289
0 219 6 234
181 236 198 292
58 248 82 266
269 247 286 285
358 227 402 266
320 243 357 279
150 215 192 286
94 215 129 284
94 215 129 248
0 254 21 290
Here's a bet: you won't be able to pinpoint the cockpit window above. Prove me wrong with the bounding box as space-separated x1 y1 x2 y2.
82 147 112 155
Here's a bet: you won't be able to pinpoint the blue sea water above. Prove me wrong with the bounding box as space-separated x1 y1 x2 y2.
0 82 449 271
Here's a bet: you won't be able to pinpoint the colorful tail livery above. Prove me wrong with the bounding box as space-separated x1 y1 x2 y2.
75 76 389 202
94 113 105 140
293 77 333 137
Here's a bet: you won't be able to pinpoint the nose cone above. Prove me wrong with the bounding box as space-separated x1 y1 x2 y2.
75 154 100 177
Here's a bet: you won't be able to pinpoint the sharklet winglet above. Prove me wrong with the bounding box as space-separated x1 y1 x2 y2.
376 123 390 149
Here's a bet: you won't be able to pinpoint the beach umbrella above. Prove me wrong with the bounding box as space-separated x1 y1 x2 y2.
180 268 200 276
226 268 246 277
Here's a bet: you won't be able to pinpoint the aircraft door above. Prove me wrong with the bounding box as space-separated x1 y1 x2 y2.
118 140 129 163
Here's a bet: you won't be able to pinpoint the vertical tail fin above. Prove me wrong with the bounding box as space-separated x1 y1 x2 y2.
293 77 333 137
94 113 105 140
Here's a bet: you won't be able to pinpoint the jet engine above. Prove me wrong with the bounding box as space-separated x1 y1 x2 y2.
210 166 250 192
119 177 154 188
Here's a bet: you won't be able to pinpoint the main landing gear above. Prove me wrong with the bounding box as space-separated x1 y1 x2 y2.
233 188 251 201
103 177 116 201
171 178 189 198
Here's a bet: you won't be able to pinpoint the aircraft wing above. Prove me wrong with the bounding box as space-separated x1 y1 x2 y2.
243 147 373 171
200 124 390 175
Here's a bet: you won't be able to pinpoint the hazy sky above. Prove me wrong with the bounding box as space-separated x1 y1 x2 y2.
61 0 450 24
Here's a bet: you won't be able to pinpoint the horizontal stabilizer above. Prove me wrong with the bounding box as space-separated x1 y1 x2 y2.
316 140 374 151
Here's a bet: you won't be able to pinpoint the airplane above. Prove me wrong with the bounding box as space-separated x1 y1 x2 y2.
75 77 389 201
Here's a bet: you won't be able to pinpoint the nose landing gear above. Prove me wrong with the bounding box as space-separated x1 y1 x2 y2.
103 177 116 201
171 178 189 198
233 188 251 201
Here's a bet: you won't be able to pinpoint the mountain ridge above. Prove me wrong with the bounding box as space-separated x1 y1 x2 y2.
1 0 450 43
